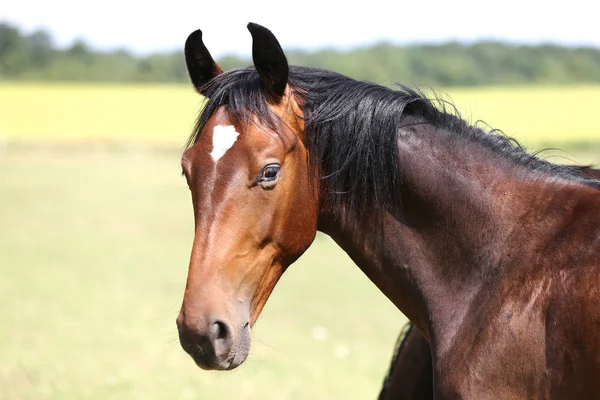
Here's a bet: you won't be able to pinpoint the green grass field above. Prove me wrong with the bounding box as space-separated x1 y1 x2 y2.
0 83 598 399
0 152 405 400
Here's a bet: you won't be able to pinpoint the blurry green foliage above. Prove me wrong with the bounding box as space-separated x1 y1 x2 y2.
1 21 600 85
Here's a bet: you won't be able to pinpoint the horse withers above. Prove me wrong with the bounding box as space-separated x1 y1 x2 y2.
176 23 600 398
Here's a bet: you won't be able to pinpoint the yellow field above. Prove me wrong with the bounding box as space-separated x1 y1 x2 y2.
446 86 600 147
0 83 200 145
0 83 598 148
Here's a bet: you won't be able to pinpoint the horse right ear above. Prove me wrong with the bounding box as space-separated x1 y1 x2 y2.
184 29 224 94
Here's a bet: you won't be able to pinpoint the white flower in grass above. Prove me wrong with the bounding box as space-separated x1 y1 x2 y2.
311 325 328 341
334 344 350 359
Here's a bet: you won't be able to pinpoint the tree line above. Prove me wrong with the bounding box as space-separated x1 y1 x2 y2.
2 21 600 86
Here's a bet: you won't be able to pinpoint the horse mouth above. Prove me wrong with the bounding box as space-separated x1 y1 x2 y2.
193 356 238 371
182 324 251 371
186 345 244 371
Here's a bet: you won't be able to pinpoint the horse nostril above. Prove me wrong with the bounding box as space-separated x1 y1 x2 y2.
177 315 236 369
211 320 230 341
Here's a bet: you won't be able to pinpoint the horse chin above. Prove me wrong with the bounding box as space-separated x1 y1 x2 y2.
225 326 252 370
225 349 249 370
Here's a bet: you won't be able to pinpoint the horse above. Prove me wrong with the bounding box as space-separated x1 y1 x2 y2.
175 23 600 399
379 322 434 400
380 165 600 400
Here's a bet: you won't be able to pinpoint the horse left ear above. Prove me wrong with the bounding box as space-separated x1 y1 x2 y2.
184 29 224 94
247 23 289 101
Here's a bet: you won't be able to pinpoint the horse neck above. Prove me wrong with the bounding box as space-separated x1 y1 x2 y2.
317 121 590 357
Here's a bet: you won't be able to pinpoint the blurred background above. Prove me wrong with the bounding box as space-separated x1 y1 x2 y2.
1 1 599 399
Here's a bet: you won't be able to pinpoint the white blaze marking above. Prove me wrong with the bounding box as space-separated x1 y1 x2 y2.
210 125 239 162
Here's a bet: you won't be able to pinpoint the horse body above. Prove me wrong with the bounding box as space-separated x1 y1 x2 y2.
176 24 600 398
321 124 600 398
381 167 600 400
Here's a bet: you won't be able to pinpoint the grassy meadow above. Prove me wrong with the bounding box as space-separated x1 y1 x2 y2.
0 152 404 400
0 83 598 399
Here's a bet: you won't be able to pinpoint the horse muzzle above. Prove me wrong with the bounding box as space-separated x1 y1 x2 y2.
176 312 251 370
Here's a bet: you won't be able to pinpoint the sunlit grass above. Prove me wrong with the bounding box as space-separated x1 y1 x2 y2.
0 83 199 144
0 152 405 400
446 86 600 147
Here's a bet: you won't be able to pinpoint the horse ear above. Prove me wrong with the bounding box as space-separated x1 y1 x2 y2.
247 23 289 101
184 29 224 94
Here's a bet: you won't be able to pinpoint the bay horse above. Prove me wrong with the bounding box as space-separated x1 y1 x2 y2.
380 166 600 400
176 23 600 399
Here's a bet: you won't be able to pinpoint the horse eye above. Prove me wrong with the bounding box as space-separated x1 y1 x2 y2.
258 164 280 182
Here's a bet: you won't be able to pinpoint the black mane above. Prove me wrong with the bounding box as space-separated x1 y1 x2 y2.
187 66 599 215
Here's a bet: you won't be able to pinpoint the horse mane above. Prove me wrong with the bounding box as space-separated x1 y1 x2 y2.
187 66 600 216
